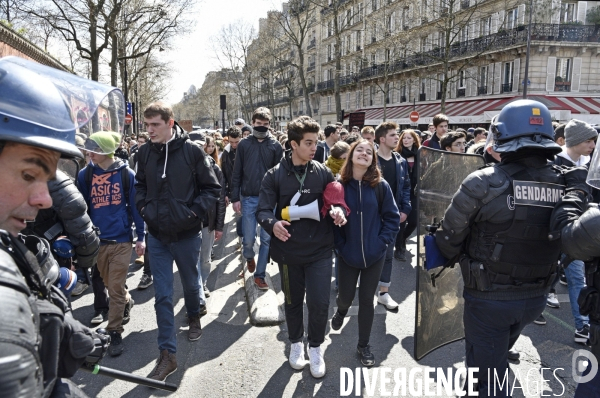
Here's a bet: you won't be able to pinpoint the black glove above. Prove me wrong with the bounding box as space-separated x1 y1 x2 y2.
563 165 592 197
57 312 96 378
85 328 111 366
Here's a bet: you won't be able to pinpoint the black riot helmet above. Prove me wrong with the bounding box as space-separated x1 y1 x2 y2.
491 99 561 155
0 57 125 159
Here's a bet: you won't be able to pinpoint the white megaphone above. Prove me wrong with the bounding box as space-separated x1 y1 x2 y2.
281 199 320 222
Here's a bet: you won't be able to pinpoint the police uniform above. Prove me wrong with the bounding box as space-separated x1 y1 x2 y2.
0 57 117 397
435 100 564 397
551 164 600 396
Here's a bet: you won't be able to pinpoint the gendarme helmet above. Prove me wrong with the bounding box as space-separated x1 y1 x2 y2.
0 57 125 159
491 99 561 155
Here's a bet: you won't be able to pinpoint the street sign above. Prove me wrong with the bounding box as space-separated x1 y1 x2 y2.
126 102 132 115
409 111 420 123
348 111 366 129
125 114 133 125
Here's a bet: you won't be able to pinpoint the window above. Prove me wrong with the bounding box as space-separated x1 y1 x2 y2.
556 58 571 81
480 16 491 37
299 100 304 113
421 36 428 52
507 8 518 29
327 96 332 112
561 3 576 23
347 9 353 26
503 62 513 85
460 26 468 42
479 66 488 87
371 53 376 65
327 44 332 62
438 31 445 47
372 0 378 12
346 92 351 109
327 20 333 37
356 30 362 50
459 70 465 88
402 7 410 30
356 90 361 108
357 3 364 22
370 85 376 105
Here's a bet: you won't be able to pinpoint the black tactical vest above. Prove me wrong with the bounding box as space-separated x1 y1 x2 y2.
466 162 564 292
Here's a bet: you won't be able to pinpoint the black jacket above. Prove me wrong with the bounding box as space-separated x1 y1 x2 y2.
204 158 227 232
231 134 283 202
135 126 221 243
314 141 328 164
256 152 337 265
221 144 236 198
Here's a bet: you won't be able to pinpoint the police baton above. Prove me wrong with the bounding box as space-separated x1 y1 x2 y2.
81 363 178 392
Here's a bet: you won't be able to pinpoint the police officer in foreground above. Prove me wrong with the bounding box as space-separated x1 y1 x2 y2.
435 99 565 396
0 57 114 397
551 149 600 396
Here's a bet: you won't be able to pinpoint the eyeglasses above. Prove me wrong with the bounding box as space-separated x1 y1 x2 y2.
452 142 466 147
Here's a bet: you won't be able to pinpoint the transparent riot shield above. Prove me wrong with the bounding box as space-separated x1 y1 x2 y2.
414 147 485 360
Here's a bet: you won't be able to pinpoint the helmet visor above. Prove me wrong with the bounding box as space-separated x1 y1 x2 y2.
0 57 125 136
587 148 600 189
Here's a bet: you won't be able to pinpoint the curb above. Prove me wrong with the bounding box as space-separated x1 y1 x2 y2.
242 265 285 326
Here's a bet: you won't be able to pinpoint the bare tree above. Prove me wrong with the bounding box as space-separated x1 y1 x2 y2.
271 0 319 117
23 0 115 81
211 20 258 122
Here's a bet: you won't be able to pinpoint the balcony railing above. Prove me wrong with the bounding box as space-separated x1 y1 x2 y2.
457 88 466 97
354 24 600 83
555 81 571 92
419 93 427 101
501 82 513 93
477 86 487 95
317 79 335 91
307 39 316 50
307 62 316 72
274 96 289 104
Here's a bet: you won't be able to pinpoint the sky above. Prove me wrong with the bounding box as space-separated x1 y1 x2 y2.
164 0 274 105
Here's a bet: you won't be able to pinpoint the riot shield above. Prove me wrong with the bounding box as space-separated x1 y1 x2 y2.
414 147 485 360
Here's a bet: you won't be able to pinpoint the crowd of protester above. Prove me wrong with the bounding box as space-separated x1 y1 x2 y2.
62 103 598 382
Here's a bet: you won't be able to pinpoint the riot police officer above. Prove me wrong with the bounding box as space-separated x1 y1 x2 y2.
0 57 120 397
435 99 564 397
551 150 600 396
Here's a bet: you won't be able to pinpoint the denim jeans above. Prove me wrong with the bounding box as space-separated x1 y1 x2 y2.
241 195 271 279
197 226 215 302
147 232 202 354
564 258 589 330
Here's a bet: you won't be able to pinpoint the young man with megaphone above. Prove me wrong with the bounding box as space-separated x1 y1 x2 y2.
257 116 348 379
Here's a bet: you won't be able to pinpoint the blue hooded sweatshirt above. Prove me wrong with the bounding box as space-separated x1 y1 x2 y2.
333 179 400 269
77 160 145 243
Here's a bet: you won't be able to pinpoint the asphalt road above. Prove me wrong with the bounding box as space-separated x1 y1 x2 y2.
71 208 588 397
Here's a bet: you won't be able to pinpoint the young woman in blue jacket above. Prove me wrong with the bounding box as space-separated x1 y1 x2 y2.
331 139 400 366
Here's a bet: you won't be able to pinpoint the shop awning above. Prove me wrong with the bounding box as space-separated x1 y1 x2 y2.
348 95 600 125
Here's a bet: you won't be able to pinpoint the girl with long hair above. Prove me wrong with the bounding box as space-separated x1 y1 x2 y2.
331 139 400 366
204 136 220 166
394 129 421 260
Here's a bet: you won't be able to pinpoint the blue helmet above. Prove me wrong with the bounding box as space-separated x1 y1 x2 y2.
0 57 125 159
52 236 75 258
491 99 561 154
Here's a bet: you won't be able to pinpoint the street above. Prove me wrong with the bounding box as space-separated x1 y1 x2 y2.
72 208 585 397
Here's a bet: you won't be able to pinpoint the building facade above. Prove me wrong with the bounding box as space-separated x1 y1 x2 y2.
248 0 600 130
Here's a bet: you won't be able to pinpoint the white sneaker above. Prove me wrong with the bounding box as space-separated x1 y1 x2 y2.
289 342 307 370
377 292 399 310
307 346 326 378
546 292 560 308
